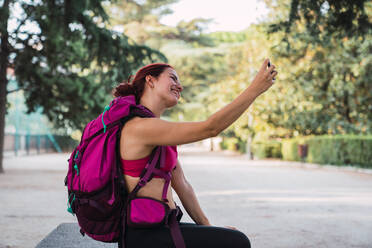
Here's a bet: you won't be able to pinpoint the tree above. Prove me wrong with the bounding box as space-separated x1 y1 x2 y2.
262 0 372 135
166 51 230 121
104 0 215 48
0 0 168 173
265 0 372 47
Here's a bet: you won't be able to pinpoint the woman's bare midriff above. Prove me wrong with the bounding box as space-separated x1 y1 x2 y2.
120 117 177 210
124 175 177 209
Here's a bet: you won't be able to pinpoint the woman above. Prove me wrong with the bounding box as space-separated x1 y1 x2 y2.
114 59 277 247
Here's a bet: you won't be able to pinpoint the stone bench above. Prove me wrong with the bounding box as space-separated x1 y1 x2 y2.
36 223 117 248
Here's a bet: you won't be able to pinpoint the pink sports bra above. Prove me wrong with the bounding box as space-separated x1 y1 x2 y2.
121 146 178 178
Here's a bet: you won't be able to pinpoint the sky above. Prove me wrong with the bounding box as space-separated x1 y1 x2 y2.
159 0 270 33
8 0 270 35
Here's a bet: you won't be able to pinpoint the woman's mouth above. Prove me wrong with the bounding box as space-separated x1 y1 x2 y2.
171 90 180 98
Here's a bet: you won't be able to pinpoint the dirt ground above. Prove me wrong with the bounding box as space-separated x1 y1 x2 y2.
1 146 372 248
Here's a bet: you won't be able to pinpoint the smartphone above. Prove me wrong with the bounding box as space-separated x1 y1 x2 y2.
268 61 276 80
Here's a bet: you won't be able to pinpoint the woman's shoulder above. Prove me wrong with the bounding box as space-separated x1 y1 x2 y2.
124 116 155 129
120 117 156 155
122 116 149 132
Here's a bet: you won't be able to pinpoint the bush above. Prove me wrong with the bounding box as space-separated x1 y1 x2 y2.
220 134 372 168
282 138 302 161
306 135 372 168
219 137 247 153
237 139 247 154
252 140 282 159
219 137 239 151
282 135 372 168
219 139 228 150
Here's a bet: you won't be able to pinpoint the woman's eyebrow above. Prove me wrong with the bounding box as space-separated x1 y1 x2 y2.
169 73 179 82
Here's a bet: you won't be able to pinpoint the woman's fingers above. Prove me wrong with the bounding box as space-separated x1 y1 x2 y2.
250 58 278 95
266 62 275 73
260 58 270 72
270 65 276 74
260 58 277 76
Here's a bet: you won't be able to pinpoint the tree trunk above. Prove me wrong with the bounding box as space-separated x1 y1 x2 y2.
0 70 6 174
0 0 11 173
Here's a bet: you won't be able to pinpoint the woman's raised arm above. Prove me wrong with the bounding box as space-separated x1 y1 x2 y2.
207 58 277 135
126 59 277 147
123 117 215 146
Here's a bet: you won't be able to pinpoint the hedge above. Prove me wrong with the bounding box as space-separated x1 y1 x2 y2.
281 135 372 168
251 140 282 159
219 137 247 153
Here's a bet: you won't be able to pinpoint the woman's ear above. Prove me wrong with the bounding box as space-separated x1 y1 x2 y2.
145 75 154 88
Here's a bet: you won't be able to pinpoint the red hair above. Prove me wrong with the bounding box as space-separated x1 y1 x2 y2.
112 63 174 104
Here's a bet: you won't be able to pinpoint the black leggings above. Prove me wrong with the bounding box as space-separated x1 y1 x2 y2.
125 222 251 248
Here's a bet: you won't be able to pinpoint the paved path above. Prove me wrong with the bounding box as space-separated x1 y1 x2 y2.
1 145 372 248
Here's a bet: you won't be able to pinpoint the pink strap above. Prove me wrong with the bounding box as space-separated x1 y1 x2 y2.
128 146 171 202
168 209 186 248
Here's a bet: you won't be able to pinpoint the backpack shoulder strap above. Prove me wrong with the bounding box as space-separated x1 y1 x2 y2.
127 146 168 200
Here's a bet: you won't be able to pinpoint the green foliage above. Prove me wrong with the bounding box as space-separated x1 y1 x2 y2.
281 138 302 161
105 0 214 47
259 0 372 136
237 139 247 154
219 135 247 154
4 0 167 131
252 140 282 159
155 0 372 156
164 49 231 121
207 31 248 44
305 135 372 167
175 18 215 47
219 137 239 151
272 33 371 134
281 135 372 168
106 0 177 24
266 0 372 46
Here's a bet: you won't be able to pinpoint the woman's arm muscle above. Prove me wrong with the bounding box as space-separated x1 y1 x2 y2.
171 160 210 225
125 117 216 146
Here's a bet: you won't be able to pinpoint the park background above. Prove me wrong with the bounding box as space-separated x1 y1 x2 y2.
2 0 372 169
1 0 372 247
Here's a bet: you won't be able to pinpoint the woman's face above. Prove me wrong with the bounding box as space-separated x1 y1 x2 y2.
151 67 183 107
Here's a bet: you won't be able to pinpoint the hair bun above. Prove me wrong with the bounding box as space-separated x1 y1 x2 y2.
112 63 173 104
112 80 136 98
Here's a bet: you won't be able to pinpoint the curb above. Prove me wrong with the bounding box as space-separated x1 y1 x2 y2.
254 158 372 175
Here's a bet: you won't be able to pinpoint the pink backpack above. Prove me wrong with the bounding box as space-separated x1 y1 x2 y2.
64 95 185 248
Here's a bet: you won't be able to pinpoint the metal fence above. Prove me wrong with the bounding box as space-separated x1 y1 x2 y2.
4 133 63 156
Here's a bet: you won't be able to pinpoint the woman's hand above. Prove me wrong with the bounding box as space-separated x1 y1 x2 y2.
249 58 278 96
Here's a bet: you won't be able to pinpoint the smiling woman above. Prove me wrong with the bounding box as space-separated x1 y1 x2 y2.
113 63 183 109
109 62 264 247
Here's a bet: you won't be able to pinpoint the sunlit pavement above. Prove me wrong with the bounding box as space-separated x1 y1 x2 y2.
1 144 372 248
